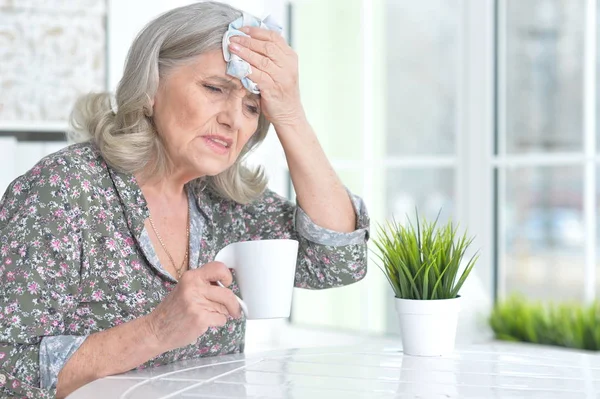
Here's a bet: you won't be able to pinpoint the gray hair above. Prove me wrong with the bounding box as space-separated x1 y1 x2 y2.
69 1 270 204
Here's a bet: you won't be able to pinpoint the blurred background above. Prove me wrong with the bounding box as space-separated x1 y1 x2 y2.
0 0 598 351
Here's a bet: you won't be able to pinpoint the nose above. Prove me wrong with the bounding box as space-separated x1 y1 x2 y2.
216 94 244 131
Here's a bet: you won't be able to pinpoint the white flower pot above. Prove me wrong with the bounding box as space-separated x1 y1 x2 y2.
394 296 461 356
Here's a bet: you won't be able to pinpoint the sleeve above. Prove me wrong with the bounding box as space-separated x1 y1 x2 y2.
0 165 82 398
39 336 87 389
236 188 370 289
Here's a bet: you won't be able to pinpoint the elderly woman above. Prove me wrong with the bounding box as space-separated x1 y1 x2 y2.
0 2 369 398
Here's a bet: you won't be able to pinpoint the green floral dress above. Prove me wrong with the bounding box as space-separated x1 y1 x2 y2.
0 143 369 398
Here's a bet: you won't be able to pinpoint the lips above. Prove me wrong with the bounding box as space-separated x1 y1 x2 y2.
202 135 233 155
203 135 233 148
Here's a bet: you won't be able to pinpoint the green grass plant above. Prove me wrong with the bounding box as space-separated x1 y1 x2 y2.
490 295 600 351
372 212 478 300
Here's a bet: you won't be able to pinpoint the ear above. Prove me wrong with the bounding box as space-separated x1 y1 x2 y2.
144 94 155 117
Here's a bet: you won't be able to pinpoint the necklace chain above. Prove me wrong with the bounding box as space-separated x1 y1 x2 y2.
148 205 190 280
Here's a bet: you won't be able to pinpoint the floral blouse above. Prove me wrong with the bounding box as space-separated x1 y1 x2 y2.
0 143 369 398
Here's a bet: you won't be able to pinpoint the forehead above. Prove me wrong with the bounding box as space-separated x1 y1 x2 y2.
187 50 259 99
191 49 228 74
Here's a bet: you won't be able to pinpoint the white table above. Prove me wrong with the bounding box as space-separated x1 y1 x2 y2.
68 341 600 398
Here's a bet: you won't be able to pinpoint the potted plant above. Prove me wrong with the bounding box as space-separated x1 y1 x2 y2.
372 212 478 356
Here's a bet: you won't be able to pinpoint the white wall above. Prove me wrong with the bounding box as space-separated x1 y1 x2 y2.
107 0 196 90
0 140 67 194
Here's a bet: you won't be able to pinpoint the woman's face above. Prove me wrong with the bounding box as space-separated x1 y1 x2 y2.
152 49 261 179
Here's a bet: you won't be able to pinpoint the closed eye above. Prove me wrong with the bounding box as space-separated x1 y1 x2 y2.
246 105 260 115
203 84 222 93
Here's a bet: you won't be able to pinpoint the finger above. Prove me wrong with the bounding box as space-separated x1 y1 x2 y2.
229 43 278 76
204 311 228 328
229 36 284 66
228 45 276 89
205 285 242 319
193 261 233 286
247 66 276 91
239 26 287 48
242 27 283 43
199 300 229 316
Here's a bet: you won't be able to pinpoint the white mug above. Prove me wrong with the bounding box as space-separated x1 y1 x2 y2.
214 239 299 319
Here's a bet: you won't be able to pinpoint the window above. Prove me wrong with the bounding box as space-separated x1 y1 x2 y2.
289 0 599 337
497 0 598 302
289 0 470 336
